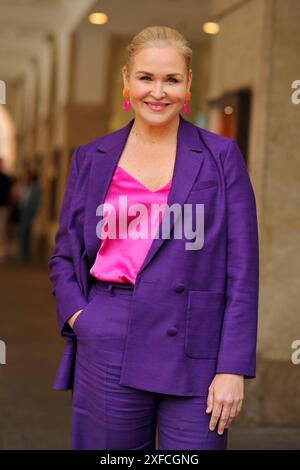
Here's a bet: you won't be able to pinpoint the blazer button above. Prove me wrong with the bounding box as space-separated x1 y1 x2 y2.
167 328 178 336
174 283 185 293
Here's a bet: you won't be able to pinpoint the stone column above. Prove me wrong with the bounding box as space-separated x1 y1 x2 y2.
209 0 300 425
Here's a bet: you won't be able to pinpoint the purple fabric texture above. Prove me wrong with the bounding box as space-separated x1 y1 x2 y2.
48 114 259 396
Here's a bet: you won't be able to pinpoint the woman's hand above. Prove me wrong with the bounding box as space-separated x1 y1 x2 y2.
67 309 83 329
206 373 244 435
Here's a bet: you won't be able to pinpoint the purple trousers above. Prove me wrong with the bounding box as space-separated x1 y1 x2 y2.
71 279 228 450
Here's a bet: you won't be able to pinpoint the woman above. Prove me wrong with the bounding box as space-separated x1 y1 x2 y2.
48 26 259 450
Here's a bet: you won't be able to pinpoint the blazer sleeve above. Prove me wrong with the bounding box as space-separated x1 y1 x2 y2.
48 146 88 338
216 139 259 378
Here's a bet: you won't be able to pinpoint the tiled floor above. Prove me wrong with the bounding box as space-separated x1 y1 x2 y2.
0 255 299 450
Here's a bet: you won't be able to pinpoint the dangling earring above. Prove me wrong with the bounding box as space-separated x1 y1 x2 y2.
182 90 191 115
122 87 131 111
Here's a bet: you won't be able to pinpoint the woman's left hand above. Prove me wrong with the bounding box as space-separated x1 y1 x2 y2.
206 373 244 435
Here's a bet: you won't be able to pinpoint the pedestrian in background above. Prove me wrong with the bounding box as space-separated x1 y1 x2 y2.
18 168 41 265
0 156 12 263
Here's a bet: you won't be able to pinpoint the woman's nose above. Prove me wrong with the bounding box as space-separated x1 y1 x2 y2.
150 83 166 99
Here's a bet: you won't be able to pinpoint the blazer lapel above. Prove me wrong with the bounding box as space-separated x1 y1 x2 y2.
84 114 205 275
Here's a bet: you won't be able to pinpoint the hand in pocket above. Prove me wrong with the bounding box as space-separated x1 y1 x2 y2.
68 309 84 330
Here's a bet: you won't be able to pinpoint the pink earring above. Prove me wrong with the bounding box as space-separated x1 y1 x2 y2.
122 88 131 111
182 91 191 115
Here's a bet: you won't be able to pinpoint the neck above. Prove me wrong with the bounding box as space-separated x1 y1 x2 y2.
130 114 180 145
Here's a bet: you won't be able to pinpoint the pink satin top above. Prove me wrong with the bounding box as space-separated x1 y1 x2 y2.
89 165 172 285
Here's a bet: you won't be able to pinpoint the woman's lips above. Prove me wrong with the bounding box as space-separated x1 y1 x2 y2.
144 102 169 112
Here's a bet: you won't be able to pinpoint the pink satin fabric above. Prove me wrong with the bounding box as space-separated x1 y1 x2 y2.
89 166 172 285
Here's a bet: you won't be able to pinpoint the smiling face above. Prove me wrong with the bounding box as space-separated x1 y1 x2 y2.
122 45 192 126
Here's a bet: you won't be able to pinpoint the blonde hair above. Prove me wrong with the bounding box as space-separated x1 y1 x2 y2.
122 26 192 79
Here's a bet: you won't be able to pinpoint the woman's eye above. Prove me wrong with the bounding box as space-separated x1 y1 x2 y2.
139 76 178 83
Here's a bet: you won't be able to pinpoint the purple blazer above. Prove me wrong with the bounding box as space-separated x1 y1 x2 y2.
48 114 259 396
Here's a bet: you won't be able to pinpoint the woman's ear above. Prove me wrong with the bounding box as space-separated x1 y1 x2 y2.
121 65 129 88
188 69 193 89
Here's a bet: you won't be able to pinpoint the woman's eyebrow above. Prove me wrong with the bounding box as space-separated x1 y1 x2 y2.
135 71 183 77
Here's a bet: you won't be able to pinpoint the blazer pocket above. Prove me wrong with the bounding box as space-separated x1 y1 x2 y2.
185 290 226 359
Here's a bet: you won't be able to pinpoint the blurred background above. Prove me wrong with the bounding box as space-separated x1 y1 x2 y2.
0 0 299 450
